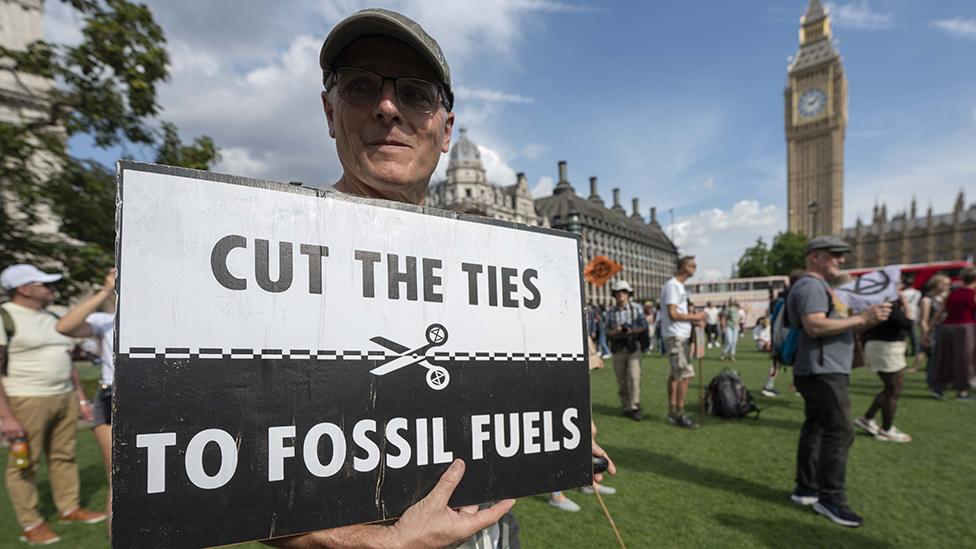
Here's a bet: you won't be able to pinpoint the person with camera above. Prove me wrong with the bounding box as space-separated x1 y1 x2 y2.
606 280 648 421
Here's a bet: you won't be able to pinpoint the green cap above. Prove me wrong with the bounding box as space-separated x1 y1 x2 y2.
319 8 454 111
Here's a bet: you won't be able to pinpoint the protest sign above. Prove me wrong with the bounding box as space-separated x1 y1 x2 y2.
835 266 901 312
112 162 591 548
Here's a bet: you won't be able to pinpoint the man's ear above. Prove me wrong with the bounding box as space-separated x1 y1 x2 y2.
321 91 336 138
441 111 455 154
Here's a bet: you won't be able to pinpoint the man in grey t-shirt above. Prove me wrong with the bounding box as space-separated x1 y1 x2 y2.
787 236 890 529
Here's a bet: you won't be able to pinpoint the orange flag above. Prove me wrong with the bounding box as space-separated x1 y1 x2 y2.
583 256 623 287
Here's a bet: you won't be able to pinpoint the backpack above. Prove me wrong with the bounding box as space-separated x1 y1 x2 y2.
1 304 14 376
705 368 760 419
770 296 799 365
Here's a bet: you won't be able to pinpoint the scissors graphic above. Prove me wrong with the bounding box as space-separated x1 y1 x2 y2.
369 324 450 390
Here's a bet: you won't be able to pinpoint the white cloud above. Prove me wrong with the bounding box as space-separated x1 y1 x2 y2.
477 144 519 185
531 176 554 198
826 2 893 30
455 86 534 104
667 200 784 279
521 143 547 160
931 18 976 39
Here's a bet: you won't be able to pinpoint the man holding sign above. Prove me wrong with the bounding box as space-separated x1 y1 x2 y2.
113 9 612 547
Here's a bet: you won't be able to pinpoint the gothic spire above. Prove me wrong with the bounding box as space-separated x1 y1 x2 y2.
802 0 827 23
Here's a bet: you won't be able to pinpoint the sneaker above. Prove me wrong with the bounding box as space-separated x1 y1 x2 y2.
875 426 912 443
581 484 617 495
19 523 60 545
59 508 107 525
930 390 946 400
719 355 727 361
676 414 699 429
853 417 880 436
730 355 736 362
601 353 612 359
548 495 581 512
666 413 679 426
761 387 781 397
813 501 864 527
622 407 642 421
790 488 818 506
957 393 974 401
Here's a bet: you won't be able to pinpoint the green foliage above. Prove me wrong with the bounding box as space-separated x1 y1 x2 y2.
768 231 808 275
0 0 219 300
736 238 771 277
736 232 809 277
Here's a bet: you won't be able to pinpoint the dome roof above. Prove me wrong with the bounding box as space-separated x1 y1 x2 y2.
448 128 483 169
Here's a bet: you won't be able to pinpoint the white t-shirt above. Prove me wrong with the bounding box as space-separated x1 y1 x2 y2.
753 324 770 343
0 302 74 397
86 312 115 386
703 306 719 326
660 277 691 339
900 288 921 321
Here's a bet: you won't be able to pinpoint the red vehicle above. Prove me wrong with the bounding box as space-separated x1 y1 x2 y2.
844 260 973 289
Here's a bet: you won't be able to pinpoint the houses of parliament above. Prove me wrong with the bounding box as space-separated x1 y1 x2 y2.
786 0 975 267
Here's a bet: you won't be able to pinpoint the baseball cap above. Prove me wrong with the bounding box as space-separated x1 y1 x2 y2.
319 8 454 110
610 280 634 294
0 264 62 290
804 235 852 256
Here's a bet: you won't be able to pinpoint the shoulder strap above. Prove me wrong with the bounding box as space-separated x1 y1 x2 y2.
1 305 14 340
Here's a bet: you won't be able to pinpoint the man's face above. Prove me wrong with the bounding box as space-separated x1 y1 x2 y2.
683 259 697 277
614 291 630 307
17 282 54 305
322 35 454 201
810 250 846 278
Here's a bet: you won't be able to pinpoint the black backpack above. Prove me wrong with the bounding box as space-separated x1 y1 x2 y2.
705 368 760 419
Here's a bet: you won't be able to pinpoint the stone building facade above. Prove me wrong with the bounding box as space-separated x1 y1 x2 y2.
426 128 543 225
428 130 678 307
842 192 976 268
785 0 847 237
535 162 678 307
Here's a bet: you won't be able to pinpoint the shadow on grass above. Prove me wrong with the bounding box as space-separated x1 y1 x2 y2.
603 446 794 509
713 513 894 548
702 416 804 432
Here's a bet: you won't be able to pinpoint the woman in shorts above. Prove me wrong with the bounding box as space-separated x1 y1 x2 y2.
854 293 914 442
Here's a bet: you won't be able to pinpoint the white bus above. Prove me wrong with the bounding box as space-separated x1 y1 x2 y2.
684 275 789 327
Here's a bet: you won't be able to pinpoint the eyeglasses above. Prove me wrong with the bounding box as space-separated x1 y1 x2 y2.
329 66 448 115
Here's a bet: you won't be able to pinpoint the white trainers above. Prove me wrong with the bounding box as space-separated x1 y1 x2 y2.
875 426 912 443
581 484 617 495
853 417 880 436
548 494 581 512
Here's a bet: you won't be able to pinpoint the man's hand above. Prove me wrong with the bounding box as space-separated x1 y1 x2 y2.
861 302 892 327
1 414 25 440
390 459 515 549
101 268 117 294
78 400 94 422
591 420 616 484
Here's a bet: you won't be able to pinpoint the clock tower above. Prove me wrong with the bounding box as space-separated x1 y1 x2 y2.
785 0 847 236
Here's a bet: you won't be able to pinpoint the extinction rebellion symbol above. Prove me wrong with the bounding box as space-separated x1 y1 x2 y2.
369 324 451 390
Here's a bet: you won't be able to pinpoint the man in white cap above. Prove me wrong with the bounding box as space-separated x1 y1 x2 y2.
0 264 107 545
605 280 647 420
268 8 613 548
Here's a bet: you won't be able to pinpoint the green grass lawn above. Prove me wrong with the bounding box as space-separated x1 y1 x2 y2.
3 349 974 548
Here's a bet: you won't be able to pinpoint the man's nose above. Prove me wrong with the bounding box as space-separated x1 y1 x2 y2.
373 80 403 124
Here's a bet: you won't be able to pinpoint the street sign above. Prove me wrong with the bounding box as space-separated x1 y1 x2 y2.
112 162 591 548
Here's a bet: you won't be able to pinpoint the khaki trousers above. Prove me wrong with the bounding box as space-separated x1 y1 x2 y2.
613 349 642 411
5 392 80 528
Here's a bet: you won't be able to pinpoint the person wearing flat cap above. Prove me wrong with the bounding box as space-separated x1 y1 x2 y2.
267 9 613 549
786 236 891 529
0 264 108 545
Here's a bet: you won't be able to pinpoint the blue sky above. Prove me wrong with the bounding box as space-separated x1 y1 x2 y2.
48 0 976 279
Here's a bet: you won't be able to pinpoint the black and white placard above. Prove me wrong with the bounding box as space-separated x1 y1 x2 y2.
111 162 591 548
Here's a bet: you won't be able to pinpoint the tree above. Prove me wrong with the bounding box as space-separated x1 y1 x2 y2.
734 232 809 278
0 0 219 299
736 237 771 277
768 232 808 275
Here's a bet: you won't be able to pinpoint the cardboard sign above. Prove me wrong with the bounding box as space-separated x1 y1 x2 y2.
111 162 592 548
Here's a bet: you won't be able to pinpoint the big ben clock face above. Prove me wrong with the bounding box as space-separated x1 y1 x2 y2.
798 88 827 117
